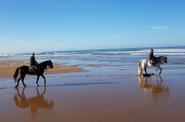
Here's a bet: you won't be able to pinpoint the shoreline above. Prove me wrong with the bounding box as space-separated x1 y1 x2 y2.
0 60 83 78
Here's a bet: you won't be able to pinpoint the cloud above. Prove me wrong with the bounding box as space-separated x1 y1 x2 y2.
151 26 168 30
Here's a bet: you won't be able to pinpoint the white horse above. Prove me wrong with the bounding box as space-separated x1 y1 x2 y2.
138 56 167 75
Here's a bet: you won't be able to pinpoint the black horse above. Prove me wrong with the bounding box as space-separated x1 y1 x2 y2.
14 60 53 87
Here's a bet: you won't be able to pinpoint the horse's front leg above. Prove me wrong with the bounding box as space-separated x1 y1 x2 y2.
41 74 46 86
155 67 158 74
144 67 148 74
158 66 162 75
158 75 163 83
36 75 40 87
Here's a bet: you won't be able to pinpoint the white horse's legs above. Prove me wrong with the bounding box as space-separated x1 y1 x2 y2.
139 65 148 75
156 75 163 83
141 69 143 74
144 67 148 74
155 68 158 74
158 66 162 74
138 62 142 75
155 66 162 75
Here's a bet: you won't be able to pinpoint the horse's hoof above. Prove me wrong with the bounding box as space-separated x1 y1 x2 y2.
15 85 18 88
37 84 40 87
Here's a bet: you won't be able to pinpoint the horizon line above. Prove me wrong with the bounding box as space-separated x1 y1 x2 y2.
1 45 185 54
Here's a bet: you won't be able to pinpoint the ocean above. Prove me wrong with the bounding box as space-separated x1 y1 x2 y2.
1 47 184 79
1 47 185 72
1 46 185 62
1 46 185 58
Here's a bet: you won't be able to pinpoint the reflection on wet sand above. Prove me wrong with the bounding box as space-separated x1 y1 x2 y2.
13 87 54 121
138 74 170 102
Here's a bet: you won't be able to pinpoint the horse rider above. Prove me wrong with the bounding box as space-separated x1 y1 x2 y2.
149 49 157 65
30 52 38 72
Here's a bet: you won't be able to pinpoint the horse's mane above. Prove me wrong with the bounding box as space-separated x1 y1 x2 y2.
39 60 51 65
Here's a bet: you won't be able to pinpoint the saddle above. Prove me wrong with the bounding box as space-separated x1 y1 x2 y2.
29 65 38 73
150 58 157 66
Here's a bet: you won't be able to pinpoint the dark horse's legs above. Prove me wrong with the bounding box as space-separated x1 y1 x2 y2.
15 78 21 88
15 74 27 87
36 75 40 87
36 74 46 87
41 74 46 86
21 75 27 87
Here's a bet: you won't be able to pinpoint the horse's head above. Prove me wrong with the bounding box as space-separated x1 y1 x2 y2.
159 56 168 64
47 60 54 69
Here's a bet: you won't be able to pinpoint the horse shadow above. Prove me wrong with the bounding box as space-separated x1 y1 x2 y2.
13 86 54 120
138 74 170 103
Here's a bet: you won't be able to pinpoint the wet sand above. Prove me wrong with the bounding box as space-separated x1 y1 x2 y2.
0 58 185 122
0 60 83 78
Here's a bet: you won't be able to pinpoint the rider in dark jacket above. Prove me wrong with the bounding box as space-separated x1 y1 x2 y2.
30 52 38 72
149 49 156 65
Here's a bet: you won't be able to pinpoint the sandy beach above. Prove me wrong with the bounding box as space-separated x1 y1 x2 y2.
0 60 83 78
0 52 185 122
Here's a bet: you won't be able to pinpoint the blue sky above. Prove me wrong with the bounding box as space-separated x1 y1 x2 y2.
0 0 185 53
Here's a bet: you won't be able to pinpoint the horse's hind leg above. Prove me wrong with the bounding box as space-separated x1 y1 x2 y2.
21 75 27 87
15 78 21 88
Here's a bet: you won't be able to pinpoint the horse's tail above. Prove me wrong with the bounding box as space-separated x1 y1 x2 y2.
138 62 142 75
13 67 20 83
